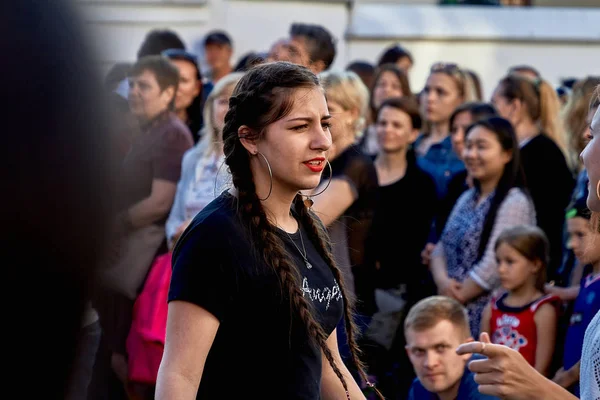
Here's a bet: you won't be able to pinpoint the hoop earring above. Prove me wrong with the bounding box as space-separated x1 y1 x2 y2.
596 179 600 201
302 160 333 208
255 151 273 201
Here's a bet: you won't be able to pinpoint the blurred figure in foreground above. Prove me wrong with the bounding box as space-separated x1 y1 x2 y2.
1 1 113 398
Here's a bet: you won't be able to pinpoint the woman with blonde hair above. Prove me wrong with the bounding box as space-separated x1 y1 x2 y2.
166 72 244 247
310 69 380 392
416 62 479 198
561 76 600 172
312 70 378 308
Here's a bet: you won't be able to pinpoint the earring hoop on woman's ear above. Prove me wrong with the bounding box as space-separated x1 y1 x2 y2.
596 179 600 201
302 160 332 208
255 152 273 201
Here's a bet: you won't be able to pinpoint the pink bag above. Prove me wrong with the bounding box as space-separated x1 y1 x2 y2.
126 252 172 384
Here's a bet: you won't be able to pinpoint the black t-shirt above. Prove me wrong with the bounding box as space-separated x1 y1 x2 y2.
367 151 438 300
328 145 379 314
169 192 344 399
328 145 379 268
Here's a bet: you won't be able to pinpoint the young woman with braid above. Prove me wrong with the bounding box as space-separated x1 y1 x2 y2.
156 62 382 400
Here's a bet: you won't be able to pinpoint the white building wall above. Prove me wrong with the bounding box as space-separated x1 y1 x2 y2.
348 4 600 98
77 0 600 99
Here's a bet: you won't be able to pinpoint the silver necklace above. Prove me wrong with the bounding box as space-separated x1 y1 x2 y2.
281 226 312 269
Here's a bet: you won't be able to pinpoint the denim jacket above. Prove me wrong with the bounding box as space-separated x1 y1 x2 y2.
414 134 465 198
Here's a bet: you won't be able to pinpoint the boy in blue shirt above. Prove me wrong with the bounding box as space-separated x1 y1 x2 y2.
404 296 498 400
546 198 600 395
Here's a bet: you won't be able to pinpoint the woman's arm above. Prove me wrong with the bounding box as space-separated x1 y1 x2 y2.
544 284 580 302
155 301 220 400
534 303 558 376
469 189 536 294
453 277 485 304
430 244 460 297
128 179 177 228
320 329 365 400
430 244 448 285
553 361 580 389
310 179 356 227
430 245 462 298
166 179 189 245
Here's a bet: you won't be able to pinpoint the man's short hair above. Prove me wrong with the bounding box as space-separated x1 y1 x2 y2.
137 29 185 60
204 30 233 48
404 296 471 339
290 23 336 70
129 56 180 92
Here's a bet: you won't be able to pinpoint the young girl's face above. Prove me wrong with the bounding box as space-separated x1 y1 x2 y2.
496 242 540 292
567 217 600 266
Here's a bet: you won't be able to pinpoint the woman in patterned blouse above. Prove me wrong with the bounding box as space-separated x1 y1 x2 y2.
430 116 536 337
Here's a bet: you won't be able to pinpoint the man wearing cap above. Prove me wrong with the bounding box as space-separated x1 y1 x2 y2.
203 30 233 84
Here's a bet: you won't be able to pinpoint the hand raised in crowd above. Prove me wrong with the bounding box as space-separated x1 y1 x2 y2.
543 282 579 302
421 242 436 266
456 332 578 400
543 283 567 300
552 362 579 389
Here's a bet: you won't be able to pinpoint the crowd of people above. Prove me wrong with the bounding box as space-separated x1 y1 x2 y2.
71 20 600 400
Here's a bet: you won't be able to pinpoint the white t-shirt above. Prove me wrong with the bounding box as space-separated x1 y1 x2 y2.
581 309 600 400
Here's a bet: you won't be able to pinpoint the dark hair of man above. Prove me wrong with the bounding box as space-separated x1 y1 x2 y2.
290 23 336 70
137 29 185 60
377 44 413 67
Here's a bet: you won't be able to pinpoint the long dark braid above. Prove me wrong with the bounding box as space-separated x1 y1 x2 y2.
222 62 372 397
294 196 384 400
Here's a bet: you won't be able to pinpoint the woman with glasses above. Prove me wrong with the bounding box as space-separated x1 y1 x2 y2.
416 62 479 198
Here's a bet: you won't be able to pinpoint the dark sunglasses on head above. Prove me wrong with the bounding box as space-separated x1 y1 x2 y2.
430 62 461 74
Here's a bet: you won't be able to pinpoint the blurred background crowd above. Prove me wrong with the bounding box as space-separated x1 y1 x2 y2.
6 0 599 399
